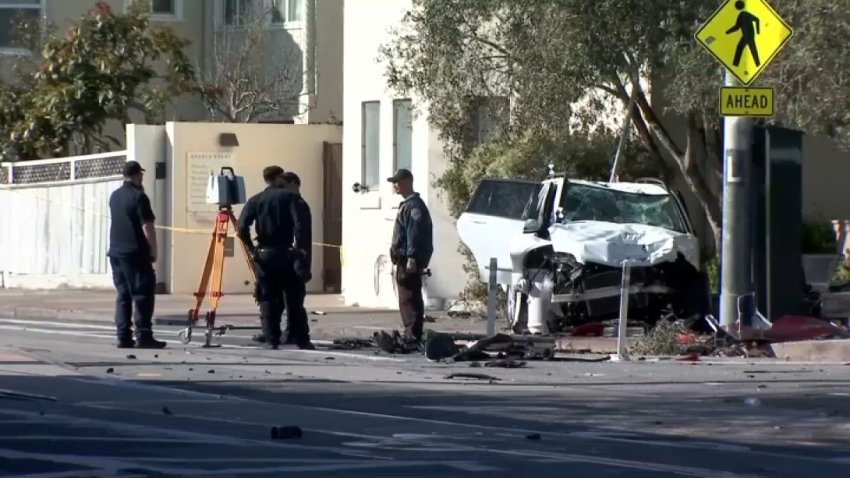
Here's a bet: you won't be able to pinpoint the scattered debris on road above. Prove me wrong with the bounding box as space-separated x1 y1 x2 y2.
484 359 526 368
444 372 501 381
330 338 373 350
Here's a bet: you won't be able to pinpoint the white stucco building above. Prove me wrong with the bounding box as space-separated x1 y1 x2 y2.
341 0 469 308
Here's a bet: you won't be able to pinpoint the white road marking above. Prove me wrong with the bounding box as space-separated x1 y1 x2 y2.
0 321 405 362
0 319 116 331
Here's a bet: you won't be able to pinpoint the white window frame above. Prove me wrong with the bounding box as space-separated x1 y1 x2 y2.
361 101 381 190
392 99 413 173
0 0 45 55
124 0 184 22
216 0 304 30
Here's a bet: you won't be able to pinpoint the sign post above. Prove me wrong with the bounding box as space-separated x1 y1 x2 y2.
695 0 792 329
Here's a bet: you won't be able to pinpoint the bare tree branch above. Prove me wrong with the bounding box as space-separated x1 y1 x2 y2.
199 4 312 123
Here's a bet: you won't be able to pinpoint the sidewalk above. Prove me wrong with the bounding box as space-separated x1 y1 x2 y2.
0 289 490 340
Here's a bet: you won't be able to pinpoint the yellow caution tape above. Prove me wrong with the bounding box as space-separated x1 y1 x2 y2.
1 187 345 265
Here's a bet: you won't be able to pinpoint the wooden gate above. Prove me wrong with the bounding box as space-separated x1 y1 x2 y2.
322 142 343 293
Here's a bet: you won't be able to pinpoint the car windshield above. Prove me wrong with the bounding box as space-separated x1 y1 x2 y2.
560 182 688 233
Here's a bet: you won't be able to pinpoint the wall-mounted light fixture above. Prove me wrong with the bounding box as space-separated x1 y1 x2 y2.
219 133 239 147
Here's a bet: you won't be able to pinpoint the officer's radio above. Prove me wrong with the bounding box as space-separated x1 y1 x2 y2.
206 166 246 207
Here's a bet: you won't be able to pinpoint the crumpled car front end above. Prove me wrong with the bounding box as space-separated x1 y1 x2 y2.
511 180 710 332
511 224 708 332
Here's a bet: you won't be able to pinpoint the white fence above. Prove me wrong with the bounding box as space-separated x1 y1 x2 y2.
0 151 127 289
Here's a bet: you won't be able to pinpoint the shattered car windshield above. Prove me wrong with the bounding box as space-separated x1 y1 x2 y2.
560 182 688 233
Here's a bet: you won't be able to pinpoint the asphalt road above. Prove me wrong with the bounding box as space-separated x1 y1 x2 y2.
1 316 849 477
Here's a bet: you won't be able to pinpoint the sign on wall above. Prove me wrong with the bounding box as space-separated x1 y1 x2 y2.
187 152 234 213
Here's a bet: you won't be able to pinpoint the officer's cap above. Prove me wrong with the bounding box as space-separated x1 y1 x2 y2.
387 168 413 183
122 160 145 177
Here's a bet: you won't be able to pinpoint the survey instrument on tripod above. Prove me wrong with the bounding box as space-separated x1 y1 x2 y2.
178 167 257 347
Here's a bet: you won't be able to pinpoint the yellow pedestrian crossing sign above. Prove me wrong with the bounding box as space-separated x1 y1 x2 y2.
695 0 793 86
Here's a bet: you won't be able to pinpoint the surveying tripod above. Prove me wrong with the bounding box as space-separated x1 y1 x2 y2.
178 205 258 347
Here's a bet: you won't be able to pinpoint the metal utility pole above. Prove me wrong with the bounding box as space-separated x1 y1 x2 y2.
719 69 754 329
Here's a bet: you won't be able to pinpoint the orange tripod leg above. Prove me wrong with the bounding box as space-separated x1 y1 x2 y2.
203 211 229 348
189 228 218 324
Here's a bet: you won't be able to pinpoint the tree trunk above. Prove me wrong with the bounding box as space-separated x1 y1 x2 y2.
631 86 722 256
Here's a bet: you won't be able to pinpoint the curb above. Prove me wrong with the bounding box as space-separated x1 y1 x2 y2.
771 340 850 362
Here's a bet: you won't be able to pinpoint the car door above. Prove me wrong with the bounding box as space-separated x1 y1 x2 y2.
456 178 543 284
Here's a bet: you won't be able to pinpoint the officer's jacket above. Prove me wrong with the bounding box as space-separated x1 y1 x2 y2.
390 192 433 266
237 186 304 252
293 195 312 257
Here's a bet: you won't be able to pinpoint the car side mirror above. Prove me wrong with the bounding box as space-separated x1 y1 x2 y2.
523 218 540 234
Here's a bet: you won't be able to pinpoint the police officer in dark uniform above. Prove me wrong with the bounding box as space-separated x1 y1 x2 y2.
281 171 314 348
107 160 166 349
237 166 307 350
250 171 315 348
387 168 433 343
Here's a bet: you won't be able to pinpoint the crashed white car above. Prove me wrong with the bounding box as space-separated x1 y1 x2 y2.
457 175 710 334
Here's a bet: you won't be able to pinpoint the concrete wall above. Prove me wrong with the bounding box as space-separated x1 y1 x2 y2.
162 121 342 295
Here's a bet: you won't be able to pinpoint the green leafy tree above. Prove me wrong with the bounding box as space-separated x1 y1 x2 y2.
0 0 197 160
380 0 850 256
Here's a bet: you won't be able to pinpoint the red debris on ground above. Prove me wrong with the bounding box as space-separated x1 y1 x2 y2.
763 315 846 343
677 333 698 345
571 323 605 337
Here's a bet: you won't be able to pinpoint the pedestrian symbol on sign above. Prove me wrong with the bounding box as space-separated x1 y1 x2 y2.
694 0 792 86
727 1 760 69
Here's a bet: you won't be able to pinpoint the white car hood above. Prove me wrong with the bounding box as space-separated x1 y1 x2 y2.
546 221 700 268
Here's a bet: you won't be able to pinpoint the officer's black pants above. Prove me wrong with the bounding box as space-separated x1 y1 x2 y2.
109 255 156 341
254 249 309 345
283 277 309 342
395 264 425 341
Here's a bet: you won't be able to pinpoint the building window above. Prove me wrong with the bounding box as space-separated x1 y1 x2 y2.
222 0 253 26
272 0 303 24
221 0 302 27
151 0 175 15
393 99 413 172
0 0 41 51
361 101 381 189
125 0 182 21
